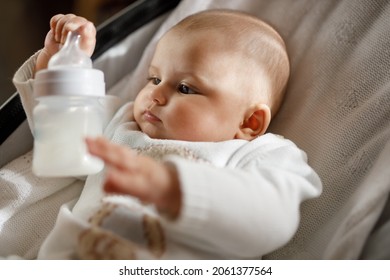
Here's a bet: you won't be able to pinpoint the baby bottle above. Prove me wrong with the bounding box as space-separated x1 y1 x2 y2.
32 32 105 177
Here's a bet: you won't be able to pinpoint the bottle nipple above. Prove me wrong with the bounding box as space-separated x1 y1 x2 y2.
48 31 92 69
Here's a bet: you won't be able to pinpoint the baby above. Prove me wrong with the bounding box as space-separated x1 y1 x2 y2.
12 10 321 259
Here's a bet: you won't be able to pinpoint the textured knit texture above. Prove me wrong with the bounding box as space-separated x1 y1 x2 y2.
257 0 390 259
0 151 83 258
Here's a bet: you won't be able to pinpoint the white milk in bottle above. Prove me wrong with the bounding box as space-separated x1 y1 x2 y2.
33 31 105 177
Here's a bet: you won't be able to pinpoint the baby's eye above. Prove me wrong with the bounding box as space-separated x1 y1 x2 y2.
178 84 196 95
147 77 161 85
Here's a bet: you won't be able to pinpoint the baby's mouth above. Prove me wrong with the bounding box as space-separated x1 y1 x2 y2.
143 110 161 123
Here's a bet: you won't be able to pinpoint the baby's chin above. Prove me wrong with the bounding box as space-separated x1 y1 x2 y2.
139 123 235 142
138 125 169 141
139 128 185 141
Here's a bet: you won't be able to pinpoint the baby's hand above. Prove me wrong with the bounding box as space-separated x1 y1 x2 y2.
35 14 96 73
86 137 182 218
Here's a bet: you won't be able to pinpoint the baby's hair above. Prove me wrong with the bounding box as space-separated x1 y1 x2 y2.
173 9 290 117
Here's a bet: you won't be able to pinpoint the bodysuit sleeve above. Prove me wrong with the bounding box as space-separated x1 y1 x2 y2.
12 51 40 134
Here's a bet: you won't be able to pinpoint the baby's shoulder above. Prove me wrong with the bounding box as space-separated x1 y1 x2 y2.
251 133 294 148
227 133 303 165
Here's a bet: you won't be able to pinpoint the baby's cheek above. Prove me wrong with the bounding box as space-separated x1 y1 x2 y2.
179 118 220 141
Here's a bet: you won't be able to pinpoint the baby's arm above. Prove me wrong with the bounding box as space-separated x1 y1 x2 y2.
35 14 96 73
86 136 322 258
86 137 182 218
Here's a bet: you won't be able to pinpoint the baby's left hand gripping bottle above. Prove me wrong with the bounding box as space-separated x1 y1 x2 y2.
33 31 105 177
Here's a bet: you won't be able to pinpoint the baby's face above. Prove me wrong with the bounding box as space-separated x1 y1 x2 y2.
133 29 261 141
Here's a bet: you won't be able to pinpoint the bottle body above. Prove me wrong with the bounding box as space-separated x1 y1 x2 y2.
32 96 104 177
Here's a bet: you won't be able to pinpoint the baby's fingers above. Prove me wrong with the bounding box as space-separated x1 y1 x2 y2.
50 14 75 43
76 22 96 56
49 14 95 54
86 137 137 171
104 167 150 200
50 14 64 30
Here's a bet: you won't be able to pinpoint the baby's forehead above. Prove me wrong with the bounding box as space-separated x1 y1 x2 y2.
158 25 272 75
159 30 254 74
164 26 247 54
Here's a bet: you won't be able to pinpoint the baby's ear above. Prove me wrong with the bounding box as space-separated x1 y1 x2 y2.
235 104 271 140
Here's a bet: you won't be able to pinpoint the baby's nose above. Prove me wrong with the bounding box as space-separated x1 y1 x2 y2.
151 86 168 105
